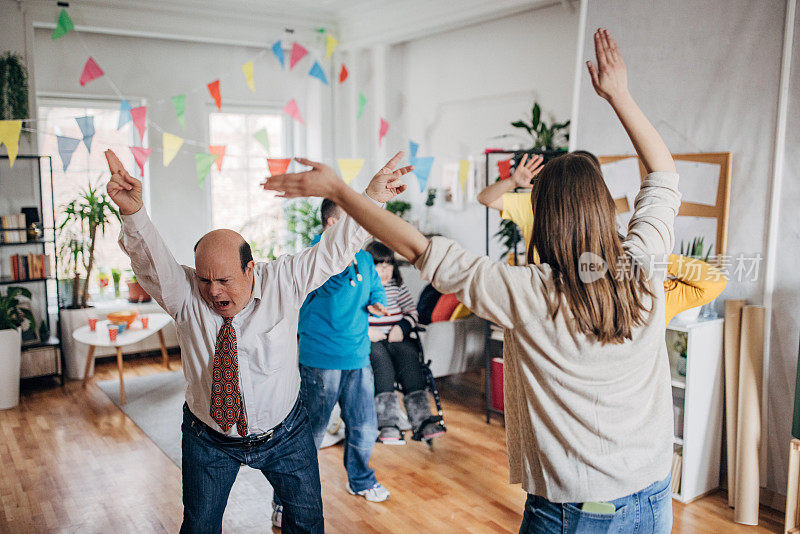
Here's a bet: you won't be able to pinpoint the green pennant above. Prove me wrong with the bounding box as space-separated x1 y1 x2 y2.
253 128 270 152
357 92 367 120
195 153 218 187
52 9 74 40
171 94 186 130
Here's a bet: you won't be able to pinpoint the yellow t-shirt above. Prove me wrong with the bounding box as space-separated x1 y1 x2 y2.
500 192 534 249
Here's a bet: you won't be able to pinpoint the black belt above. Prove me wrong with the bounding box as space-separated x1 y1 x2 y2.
184 403 280 445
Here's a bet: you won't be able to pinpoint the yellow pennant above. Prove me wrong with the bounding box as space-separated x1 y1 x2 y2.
242 61 255 92
337 158 364 185
162 132 184 167
458 160 471 191
0 120 22 168
326 35 338 59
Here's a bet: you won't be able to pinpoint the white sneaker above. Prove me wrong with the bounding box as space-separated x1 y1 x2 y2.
271 502 282 528
346 482 390 502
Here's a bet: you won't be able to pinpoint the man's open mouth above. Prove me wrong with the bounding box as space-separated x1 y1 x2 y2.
213 300 231 310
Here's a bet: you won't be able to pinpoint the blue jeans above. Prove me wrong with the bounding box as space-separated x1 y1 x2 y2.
519 475 672 534
300 363 379 492
180 397 323 534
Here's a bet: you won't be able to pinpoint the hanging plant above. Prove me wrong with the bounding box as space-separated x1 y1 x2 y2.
0 52 30 121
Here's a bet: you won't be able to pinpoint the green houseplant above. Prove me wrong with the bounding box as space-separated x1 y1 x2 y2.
0 286 35 409
385 200 411 220
0 52 30 122
284 199 322 251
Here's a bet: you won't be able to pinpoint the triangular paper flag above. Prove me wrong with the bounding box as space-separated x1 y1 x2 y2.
75 116 94 152
130 147 152 177
0 120 22 168
242 61 255 92
195 153 218 187
52 9 74 40
267 158 291 176
208 145 226 171
283 99 304 124
357 92 367 119
409 140 419 159
162 133 183 167
339 64 349 84
171 94 186 130
410 156 434 191
378 118 389 146
207 80 221 111
117 99 132 129
309 61 329 85
57 136 81 171
326 35 338 59
290 43 308 70
458 160 470 191
272 41 285 68
337 159 364 185
79 57 104 87
253 128 270 152
498 159 512 180
130 106 147 143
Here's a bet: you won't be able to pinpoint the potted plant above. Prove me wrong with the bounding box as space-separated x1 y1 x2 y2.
284 198 322 252
385 200 412 220
673 237 715 322
0 52 30 122
0 286 35 409
56 235 86 308
126 273 151 303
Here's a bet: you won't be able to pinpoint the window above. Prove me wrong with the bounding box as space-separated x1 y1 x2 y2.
208 110 289 261
37 98 144 299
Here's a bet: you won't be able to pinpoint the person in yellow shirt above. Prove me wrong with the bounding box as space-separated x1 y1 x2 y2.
477 151 728 321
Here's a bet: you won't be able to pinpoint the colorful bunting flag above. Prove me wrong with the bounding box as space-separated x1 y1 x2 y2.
267 158 291 176
337 159 364 185
325 35 338 59
171 94 186 130
75 116 94 152
309 61 328 85
130 106 147 143
117 99 133 129
357 92 367 119
52 9 74 40
289 43 308 70
207 80 221 111
409 140 419 159
283 99 304 124
272 41 285 69
339 64 349 84
162 133 183 167
208 145 226 171
410 156 434 191
130 147 152 177
0 120 22 168
458 160 471 191
79 57 104 86
242 61 255 92
378 118 389 146
253 128 270 152
195 153 218 187
498 159 512 180
57 136 81 171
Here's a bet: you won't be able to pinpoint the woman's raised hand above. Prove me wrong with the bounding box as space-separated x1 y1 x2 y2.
586 28 629 103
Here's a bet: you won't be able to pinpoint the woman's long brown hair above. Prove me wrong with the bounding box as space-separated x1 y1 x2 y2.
528 152 654 344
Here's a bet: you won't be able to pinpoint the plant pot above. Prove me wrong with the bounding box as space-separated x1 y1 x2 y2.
127 281 151 303
58 278 86 308
0 328 21 410
673 305 702 323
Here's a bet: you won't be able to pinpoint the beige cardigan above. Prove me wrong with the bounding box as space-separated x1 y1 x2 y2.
415 172 681 502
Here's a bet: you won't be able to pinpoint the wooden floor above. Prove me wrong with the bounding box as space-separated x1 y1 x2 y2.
0 353 786 533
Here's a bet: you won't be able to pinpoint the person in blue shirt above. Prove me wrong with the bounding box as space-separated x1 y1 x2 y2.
297 198 391 504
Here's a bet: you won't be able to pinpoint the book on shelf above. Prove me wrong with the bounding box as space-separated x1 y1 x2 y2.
7 253 51 281
1 213 27 243
670 450 682 494
489 323 504 341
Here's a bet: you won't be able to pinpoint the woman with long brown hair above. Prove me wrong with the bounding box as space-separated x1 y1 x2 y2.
266 29 678 533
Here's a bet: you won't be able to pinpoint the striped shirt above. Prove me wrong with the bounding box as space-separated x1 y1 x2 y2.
369 281 418 335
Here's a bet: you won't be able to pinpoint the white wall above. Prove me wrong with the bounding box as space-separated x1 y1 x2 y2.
0 0 37 156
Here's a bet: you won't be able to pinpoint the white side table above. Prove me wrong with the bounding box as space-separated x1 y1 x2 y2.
73 313 173 404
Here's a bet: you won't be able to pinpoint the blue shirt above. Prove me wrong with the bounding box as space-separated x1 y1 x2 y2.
298 235 386 370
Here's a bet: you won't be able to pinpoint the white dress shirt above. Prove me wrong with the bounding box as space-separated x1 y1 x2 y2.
118 199 375 437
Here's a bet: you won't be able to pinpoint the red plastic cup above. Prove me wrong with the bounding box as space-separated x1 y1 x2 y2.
108 324 118 342
141 316 149 329
88 317 97 331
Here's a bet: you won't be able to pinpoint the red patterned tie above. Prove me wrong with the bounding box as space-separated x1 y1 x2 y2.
210 317 247 436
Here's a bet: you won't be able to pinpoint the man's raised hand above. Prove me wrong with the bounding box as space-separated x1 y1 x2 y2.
104 150 143 215
364 151 412 203
261 158 344 200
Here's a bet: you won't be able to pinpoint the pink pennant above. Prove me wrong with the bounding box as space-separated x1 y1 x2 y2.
379 118 389 146
267 158 291 176
283 99 304 124
79 57 104 86
339 64 349 83
207 80 222 111
130 106 147 143
129 146 152 177
208 145 226 171
289 43 308 70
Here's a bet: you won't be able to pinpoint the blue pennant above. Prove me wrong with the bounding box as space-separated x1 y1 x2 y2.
410 156 434 192
117 99 132 130
75 116 94 152
308 61 329 85
272 41 285 69
57 136 81 171
409 140 419 159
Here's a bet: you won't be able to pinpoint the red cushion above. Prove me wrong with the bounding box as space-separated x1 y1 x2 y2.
430 293 460 323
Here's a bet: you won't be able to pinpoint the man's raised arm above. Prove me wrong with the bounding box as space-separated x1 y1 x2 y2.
105 150 191 317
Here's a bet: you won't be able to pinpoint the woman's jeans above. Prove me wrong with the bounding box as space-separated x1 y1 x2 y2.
519 475 672 534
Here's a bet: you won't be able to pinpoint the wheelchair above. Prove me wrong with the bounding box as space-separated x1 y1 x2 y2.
404 325 447 446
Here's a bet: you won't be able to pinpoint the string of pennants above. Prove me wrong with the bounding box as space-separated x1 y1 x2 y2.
0 6 475 194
